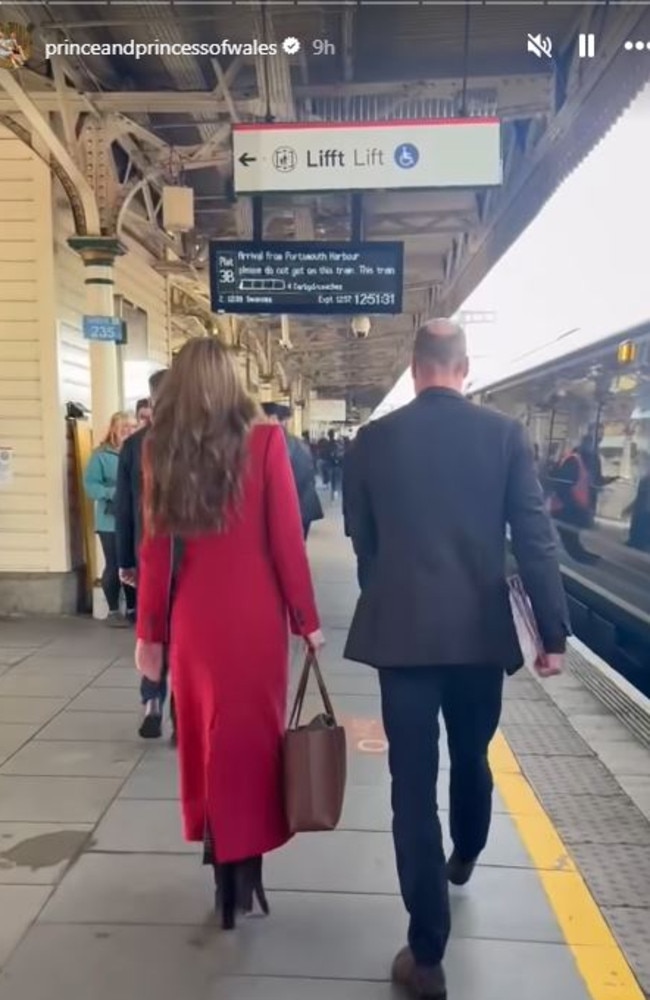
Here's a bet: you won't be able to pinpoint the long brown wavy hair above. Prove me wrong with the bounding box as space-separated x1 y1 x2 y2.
143 337 259 536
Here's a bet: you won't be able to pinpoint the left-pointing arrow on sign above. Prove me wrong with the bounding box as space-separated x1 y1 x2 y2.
238 153 256 167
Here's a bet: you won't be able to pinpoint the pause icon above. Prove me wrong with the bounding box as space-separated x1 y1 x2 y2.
578 33 595 58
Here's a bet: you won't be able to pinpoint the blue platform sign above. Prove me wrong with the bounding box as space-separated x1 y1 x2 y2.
82 315 126 343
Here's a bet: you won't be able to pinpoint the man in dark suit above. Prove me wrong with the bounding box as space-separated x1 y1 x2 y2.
344 319 570 1000
115 367 168 739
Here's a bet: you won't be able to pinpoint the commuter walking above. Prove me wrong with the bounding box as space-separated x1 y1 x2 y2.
84 411 137 627
262 403 324 539
548 433 613 565
344 319 570 1000
134 338 323 930
115 370 167 582
324 429 344 500
316 435 330 487
114 368 169 739
135 397 152 428
625 457 650 552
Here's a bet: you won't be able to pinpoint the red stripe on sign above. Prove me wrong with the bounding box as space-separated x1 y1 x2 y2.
232 118 500 133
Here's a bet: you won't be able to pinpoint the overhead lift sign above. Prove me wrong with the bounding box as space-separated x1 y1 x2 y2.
209 241 403 315
232 119 502 194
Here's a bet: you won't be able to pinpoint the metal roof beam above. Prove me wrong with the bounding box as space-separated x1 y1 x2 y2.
0 71 551 117
294 61 550 97
342 8 355 84
49 56 79 153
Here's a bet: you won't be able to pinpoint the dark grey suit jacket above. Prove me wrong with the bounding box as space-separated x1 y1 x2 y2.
344 388 570 671
115 426 146 570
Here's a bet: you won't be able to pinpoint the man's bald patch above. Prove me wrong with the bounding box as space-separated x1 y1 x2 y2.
413 318 467 370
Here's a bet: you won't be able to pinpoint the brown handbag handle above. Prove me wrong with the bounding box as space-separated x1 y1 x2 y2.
289 652 337 729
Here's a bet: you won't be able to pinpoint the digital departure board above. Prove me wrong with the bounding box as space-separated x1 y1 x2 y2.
209 241 403 315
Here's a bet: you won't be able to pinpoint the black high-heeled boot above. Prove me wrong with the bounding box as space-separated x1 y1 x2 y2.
246 855 270 916
216 862 237 930
233 856 270 917
214 856 270 923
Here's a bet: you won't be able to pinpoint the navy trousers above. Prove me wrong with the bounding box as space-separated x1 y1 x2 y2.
378 664 504 967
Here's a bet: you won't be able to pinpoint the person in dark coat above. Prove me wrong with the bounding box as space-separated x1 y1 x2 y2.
115 369 167 582
342 429 365 544
115 367 168 739
262 403 324 538
626 460 650 551
323 428 344 500
343 319 570 1000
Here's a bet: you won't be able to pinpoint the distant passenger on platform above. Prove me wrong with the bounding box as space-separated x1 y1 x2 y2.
324 429 344 500
134 338 322 930
581 424 618 512
135 397 152 428
343 318 570 1000
115 367 169 740
84 411 137 628
262 403 323 539
302 431 318 466
316 434 330 486
626 462 650 552
549 429 615 564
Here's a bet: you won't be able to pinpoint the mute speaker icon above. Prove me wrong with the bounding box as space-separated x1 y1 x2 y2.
527 33 553 58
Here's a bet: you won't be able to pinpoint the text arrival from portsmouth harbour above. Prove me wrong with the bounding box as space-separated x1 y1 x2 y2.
209 241 404 316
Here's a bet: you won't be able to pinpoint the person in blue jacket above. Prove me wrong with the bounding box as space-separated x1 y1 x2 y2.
84 411 137 626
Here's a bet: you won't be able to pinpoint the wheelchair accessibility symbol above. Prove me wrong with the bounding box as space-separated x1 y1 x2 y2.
394 143 419 169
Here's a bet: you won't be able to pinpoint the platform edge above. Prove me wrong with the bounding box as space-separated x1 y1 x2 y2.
492 731 645 1000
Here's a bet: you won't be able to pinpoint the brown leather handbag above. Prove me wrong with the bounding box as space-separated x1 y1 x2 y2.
283 652 347 833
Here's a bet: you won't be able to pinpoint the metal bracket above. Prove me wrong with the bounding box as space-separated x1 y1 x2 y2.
351 193 363 242
80 117 122 233
252 196 264 242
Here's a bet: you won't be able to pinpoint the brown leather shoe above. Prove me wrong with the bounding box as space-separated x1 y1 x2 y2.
391 947 447 999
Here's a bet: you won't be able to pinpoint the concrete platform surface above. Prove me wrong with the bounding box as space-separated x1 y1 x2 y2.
0 511 647 999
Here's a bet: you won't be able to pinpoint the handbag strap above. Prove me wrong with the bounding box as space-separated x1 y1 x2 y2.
289 651 336 728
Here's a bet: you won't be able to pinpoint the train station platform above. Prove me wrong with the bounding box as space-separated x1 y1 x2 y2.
0 512 649 1000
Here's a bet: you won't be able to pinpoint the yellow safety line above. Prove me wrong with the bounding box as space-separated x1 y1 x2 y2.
489 732 645 1000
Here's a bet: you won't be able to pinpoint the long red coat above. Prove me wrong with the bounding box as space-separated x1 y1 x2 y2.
136 424 320 862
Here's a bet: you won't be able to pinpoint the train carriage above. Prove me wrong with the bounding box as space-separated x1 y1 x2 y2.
466 321 650 696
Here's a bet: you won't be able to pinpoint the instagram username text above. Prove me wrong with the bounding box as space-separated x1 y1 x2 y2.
45 39 283 59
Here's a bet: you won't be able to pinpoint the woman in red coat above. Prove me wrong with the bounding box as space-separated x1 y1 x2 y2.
135 337 322 929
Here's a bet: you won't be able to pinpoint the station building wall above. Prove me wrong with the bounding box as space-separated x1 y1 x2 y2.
0 128 65 590
0 127 172 612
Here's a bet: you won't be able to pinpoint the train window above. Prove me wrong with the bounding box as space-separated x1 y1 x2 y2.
479 334 650 695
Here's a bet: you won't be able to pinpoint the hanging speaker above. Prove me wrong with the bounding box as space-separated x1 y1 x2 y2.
162 186 194 233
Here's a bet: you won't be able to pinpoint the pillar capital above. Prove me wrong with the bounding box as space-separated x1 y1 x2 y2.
68 235 126 267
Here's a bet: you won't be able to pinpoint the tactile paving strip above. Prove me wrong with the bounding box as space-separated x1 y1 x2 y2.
540 794 650 847
502 683 547 702
501 721 594 757
600 907 650 996
568 842 650 908
519 753 624 797
501 666 650 998
500 699 567 727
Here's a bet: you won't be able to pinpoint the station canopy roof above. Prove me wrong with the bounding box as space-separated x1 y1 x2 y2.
3 2 649 407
